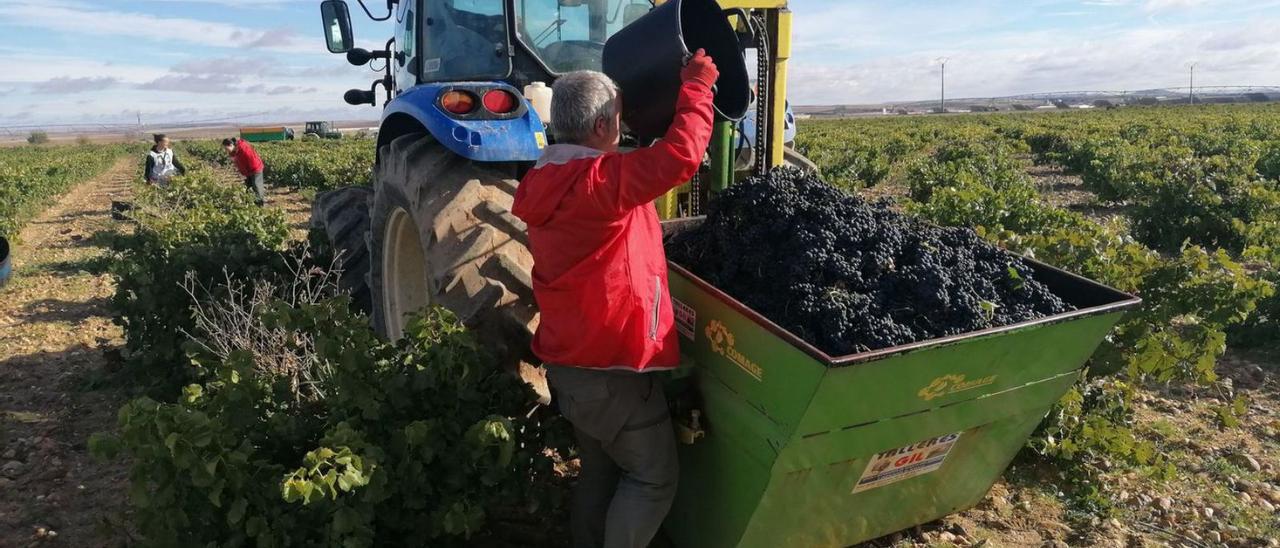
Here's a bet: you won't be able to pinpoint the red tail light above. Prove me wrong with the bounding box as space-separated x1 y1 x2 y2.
482 89 517 114
440 90 476 114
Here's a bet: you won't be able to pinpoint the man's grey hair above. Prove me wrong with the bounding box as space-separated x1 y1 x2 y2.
551 71 619 145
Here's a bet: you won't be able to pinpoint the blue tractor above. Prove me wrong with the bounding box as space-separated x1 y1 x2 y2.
313 0 805 396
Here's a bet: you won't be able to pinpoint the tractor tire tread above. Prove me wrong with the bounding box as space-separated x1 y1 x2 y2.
311 186 375 314
368 134 544 401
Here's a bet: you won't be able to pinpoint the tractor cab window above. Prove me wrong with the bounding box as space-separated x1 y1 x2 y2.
421 0 511 81
517 0 636 73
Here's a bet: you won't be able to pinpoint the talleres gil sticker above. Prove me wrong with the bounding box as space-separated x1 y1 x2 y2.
852 432 962 493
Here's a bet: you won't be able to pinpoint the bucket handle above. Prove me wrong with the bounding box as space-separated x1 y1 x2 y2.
722 7 755 48
675 7 751 122
680 51 720 97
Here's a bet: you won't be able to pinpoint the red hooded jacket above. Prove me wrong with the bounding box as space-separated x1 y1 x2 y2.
512 79 715 371
231 139 264 177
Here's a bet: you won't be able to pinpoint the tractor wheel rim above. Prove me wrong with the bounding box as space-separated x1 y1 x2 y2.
382 207 429 340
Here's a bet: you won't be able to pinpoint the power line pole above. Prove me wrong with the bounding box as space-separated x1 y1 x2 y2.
1187 62 1198 105
937 57 949 113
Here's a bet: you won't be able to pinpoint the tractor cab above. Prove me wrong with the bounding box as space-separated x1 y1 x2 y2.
320 0 795 184
322 0 637 107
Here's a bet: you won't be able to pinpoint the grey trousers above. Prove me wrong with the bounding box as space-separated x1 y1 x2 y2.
243 172 265 205
546 366 678 548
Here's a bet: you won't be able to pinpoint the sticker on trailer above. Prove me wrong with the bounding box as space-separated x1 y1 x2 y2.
673 297 696 341
852 432 962 493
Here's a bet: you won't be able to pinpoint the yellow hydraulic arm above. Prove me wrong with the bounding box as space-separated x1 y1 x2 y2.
719 0 791 169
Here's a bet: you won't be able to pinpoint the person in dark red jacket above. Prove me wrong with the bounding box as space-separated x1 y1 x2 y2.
512 50 718 548
222 137 266 205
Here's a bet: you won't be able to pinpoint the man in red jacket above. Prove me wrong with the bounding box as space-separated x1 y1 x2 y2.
223 137 266 206
512 50 718 548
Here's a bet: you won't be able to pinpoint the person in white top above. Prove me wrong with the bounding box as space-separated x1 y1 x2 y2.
143 134 187 186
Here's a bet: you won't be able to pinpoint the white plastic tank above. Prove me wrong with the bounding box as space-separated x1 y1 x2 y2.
523 81 553 124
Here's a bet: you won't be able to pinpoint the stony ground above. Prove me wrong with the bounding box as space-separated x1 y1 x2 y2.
875 349 1280 548
0 157 134 546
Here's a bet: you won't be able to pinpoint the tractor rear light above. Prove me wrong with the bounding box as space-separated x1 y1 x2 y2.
440 90 476 115
482 89 518 114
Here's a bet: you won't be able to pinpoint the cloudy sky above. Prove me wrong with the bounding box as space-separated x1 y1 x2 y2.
1 0 1279 127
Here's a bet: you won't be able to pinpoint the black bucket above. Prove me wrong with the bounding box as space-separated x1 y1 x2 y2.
0 235 11 290
602 0 750 141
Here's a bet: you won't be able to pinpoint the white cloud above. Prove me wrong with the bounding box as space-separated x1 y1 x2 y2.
32 76 120 94
0 1 314 53
172 56 275 76
787 18 1280 104
134 0 309 5
0 53 167 84
1143 0 1214 11
138 74 244 93
264 85 319 95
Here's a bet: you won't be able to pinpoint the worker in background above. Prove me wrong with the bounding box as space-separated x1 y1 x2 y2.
512 50 719 548
143 134 186 186
223 137 266 206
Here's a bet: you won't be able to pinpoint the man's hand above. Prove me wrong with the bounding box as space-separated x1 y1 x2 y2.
681 48 719 88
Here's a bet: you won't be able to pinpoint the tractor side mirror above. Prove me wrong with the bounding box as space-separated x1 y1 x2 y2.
347 48 374 66
321 0 355 54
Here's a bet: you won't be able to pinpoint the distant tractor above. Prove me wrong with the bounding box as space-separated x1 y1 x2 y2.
238 126 294 142
305 121 343 139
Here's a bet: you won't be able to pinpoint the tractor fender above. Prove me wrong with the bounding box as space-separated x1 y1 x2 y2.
378 82 547 163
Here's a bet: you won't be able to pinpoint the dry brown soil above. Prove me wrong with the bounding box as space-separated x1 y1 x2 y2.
0 158 134 547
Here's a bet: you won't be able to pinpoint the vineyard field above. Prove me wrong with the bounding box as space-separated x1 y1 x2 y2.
183 138 374 191
796 105 1280 367
4 104 1280 546
0 144 133 236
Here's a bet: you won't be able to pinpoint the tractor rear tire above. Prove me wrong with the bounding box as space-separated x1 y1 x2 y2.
368 133 545 400
311 187 374 314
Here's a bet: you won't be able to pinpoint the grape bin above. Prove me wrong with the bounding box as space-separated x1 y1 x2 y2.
661 226 1140 547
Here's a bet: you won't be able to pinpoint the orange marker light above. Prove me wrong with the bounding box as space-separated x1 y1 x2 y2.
440 90 476 115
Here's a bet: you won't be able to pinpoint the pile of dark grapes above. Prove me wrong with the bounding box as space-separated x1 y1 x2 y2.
665 168 1073 356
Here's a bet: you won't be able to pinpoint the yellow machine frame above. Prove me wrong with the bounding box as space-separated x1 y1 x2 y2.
722 0 791 170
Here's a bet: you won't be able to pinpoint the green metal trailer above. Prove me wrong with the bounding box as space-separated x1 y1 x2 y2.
661 220 1140 547
239 126 293 142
